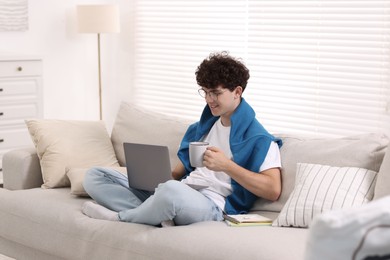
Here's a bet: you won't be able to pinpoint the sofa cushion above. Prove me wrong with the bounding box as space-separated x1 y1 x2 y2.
252 133 388 212
66 168 89 196
25 119 119 188
111 102 191 169
273 163 377 227
0 188 309 260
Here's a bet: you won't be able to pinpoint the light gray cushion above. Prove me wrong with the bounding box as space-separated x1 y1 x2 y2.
111 102 191 169
252 134 389 212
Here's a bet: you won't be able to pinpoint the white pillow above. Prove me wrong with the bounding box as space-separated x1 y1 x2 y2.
26 119 120 188
273 163 377 227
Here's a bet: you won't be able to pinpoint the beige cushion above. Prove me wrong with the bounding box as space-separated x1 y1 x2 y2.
273 163 377 227
111 102 191 169
374 144 390 200
66 168 89 196
252 133 388 212
26 120 119 188
66 167 127 196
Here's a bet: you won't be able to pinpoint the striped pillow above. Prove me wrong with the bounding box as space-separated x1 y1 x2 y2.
273 163 377 228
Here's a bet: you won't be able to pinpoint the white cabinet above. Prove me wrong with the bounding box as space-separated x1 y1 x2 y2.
0 57 43 184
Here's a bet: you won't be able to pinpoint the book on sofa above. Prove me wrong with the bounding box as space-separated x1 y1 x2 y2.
223 214 272 227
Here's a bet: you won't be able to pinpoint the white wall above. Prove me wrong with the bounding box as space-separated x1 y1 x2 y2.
0 0 134 131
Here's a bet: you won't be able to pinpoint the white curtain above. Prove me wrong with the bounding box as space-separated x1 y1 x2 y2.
131 0 390 137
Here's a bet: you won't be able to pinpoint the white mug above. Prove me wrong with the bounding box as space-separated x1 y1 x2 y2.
189 142 209 167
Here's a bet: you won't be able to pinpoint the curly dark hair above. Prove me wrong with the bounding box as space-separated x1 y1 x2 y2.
195 51 250 92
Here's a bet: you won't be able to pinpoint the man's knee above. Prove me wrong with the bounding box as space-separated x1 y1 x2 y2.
83 167 104 193
154 180 187 204
157 180 185 193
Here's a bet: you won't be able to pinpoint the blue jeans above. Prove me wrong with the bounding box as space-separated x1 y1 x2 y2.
83 167 224 226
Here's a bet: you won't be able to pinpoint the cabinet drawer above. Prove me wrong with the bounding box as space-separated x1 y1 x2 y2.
0 151 3 184
0 161 2 183
0 104 38 121
0 60 42 77
0 79 38 96
0 152 3 172
0 128 32 150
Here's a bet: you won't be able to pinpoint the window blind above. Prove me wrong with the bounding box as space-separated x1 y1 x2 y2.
131 0 390 137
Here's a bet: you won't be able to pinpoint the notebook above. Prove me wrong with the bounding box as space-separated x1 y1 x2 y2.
123 142 172 191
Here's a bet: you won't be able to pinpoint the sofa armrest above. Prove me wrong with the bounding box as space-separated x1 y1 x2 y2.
374 144 390 199
2 147 43 190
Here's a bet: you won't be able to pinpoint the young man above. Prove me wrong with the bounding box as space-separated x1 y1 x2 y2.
82 52 282 226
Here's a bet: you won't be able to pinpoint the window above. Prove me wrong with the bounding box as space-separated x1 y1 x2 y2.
131 0 390 137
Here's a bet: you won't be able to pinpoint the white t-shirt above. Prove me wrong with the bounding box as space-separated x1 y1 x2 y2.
181 118 281 210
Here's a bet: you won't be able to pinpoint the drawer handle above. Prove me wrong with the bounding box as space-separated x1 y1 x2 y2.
17 66 23 72
0 112 3 116
0 139 3 142
0 88 3 92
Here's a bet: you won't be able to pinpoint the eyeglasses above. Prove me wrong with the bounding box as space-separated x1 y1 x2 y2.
198 88 228 101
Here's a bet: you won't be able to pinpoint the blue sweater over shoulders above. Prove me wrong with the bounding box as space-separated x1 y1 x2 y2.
177 98 282 214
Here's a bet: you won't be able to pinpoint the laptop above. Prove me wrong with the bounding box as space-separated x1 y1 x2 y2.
123 142 172 191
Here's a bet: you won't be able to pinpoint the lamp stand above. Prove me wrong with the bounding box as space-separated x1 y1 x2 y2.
97 33 103 120
77 4 120 121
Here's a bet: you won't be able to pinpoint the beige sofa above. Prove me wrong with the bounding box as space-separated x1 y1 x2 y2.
0 102 389 260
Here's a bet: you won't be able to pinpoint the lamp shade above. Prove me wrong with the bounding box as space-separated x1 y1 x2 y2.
77 5 120 33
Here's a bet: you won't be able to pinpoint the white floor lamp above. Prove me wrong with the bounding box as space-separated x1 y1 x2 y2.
77 5 120 120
